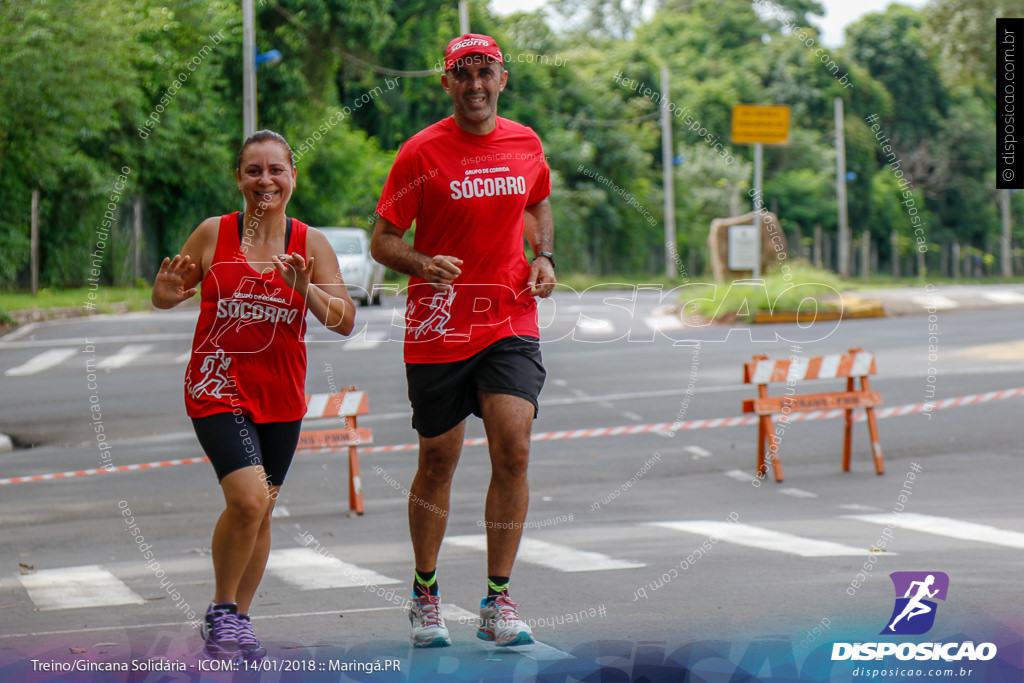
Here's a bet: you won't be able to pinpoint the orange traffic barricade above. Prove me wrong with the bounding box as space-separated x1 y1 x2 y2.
742 347 884 483
298 388 373 514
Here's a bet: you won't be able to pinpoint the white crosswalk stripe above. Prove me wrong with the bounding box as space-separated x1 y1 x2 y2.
910 294 958 310
342 330 387 351
845 512 1024 549
445 535 645 571
574 317 614 334
265 547 401 590
18 565 146 611
4 348 78 376
649 521 871 557
96 344 154 369
981 290 1024 304
14 510 1024 614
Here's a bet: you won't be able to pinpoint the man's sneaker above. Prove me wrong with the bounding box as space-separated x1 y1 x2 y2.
477 593 534 646
408 595 451 648
234 614 267 661
201 603 240 659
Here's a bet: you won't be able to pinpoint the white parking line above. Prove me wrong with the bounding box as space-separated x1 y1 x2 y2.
18 565 146 611
445 536 645 571
4 348 77 376
845 512 1024 549
649 521 870 557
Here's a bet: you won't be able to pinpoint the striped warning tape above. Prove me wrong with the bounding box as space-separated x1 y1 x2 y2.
3 387 1023 486
0 457 210 486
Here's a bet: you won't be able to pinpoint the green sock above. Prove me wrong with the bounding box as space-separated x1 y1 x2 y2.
413 569 438 597
487 575 510 597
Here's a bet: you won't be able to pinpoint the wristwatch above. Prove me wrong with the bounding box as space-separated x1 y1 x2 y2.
535 252 556 268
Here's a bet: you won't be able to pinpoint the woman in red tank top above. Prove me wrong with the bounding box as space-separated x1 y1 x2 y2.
152 130 356 661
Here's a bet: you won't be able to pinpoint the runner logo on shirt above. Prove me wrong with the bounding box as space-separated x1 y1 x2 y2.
408 288 457 339
188 349 233 399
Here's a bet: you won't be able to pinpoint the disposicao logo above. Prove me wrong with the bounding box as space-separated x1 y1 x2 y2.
881 571 948 635
831 572 997 662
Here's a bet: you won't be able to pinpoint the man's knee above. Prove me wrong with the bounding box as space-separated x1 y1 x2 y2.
491 439 530 479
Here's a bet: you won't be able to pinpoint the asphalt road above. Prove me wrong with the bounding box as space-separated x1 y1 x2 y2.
1 285 1023 682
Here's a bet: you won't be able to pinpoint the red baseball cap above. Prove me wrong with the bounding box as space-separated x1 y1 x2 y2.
444 33 503 71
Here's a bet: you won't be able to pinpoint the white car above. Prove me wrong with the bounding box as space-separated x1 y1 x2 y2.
319 227 386 306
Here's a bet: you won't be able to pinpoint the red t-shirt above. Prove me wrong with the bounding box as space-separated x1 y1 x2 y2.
185 212 309 422
376 116 551 363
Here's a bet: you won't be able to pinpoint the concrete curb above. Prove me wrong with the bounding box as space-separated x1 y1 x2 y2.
0 433 12 453
752 299 886 324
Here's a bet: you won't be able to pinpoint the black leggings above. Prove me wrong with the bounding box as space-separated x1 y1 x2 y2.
191 412 302 487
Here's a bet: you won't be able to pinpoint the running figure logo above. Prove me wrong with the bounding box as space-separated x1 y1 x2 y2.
881 571 949 635
188 349 233 399
408 288 457 340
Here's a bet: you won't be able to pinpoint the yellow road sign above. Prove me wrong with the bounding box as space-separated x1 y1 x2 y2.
731 105 791 145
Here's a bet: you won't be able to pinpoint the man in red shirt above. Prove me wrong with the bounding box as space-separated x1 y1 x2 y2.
371 33 555 648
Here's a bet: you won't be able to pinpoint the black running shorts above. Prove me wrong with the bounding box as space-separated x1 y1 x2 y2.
191 412 302 487
406 336 546 439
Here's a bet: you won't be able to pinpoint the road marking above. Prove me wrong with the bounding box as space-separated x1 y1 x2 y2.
623 411 643 421
272 505 290 518
0 606 400 640
838 504 881 512
684 445 712 459
981 291 1024 304
4 348 78 376
953 340 1024 361
845 512 1024 549
445 535 645 571
725 469 758 483
481 639 575 661
96 344 154 369
265 548 401 589
575 317 614 333
910 294 958 310
342 330 386 351
649 521 870 557
18 565 146 610
643 315 683 331
0 333 192 349
779 488 818 499
174 351 191 363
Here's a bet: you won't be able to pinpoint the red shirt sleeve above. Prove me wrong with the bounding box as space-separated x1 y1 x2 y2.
376 143 423 230
526 135 551 206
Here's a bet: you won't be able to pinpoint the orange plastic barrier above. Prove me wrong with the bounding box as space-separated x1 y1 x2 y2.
299 388 373 514
742 347 884 483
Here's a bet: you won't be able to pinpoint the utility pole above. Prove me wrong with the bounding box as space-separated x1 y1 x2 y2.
835 97 850 278
459 1 470 34
30 189 39 295
1000 188 1012 277
660 65 676 278
243 0 257 140
752 142 763 280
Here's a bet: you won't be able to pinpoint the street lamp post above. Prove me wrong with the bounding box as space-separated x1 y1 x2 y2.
243 0 256 140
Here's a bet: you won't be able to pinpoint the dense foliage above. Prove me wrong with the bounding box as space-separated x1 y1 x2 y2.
0 0 1016 287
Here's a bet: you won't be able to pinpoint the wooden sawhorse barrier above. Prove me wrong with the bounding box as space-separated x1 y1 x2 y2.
742 347 885 483
298 389 373 515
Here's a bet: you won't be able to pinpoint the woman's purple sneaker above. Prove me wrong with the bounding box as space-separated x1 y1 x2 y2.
235 614 268 661
201 602 240 659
